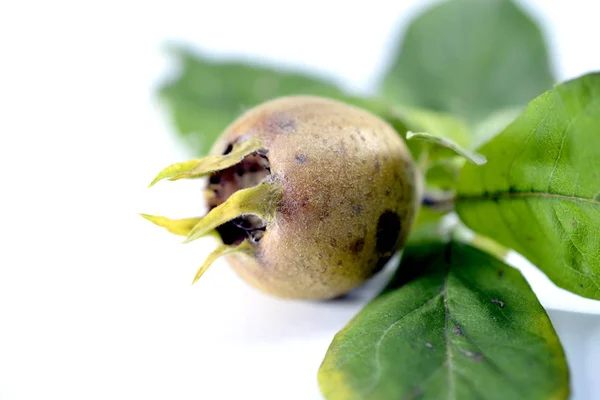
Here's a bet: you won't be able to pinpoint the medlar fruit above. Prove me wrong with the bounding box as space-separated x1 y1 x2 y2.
144 96 420 300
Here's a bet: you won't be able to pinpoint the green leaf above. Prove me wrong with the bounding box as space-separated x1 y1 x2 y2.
387 106 471 148
380 106 475 191
407 207 451 245
406 131 487 165
381 105 474 182
456 73 600 299
425 159 462 191
159 47 349 156
472 107 523 149
318 241 568 400
381 0 554 126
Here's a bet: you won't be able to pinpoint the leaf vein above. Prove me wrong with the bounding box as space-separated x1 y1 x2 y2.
364 290 444 397
458 191 600 205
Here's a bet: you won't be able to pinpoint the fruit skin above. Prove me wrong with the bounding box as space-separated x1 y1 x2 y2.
208 96 420 300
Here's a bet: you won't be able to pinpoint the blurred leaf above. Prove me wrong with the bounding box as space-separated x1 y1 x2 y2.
157 46 477 167
318 241 568 400
407 206 451 245
383 105 472 165
381 0 554 127
159 47 350 156
457 73 600 299
470 233 510 261
388 106 471 147
451 226 510 261
380 105 474 189
406 131 487 165
425 159 462 191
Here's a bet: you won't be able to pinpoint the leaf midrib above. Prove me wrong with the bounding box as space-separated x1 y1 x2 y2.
457 190 600 205
442 274 456 400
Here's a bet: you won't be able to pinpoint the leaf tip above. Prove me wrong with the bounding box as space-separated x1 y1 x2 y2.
406 130 419 140
471 153 488 166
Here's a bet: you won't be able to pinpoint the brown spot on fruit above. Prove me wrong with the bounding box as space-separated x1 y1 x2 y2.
295 153 307 163
349 238 365 254
318 210 330 220
300 196 309 207
351 203 363 216
355 127 366 142
267 112 296 134
376 211 401 254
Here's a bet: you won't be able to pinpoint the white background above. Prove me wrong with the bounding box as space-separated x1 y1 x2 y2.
1 1 600 399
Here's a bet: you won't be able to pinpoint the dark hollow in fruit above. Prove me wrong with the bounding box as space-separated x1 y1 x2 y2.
207 151 271 245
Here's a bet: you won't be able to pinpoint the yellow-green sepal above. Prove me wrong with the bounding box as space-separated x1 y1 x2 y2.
184 181 281 244
148 137 264 187
192 240 254 284
140 214 202 236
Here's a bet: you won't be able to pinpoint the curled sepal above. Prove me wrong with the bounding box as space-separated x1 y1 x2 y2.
140 214 202 236
184 181 281 244
193 240 254 284
148 137 264 187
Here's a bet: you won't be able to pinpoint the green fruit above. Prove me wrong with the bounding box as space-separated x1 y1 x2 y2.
144 96 420 300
